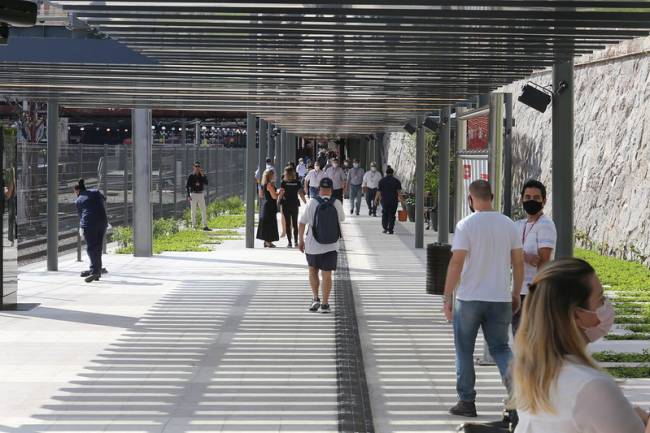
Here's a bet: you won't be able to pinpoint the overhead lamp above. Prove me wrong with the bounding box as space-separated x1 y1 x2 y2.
80 127 85 131
151 125 156 130
0 24 7 45
518 82 552 113
0 0 38 27
423 116 439 131
124 128 128 133
403 121 416 135
106 128 111 132
161 126 166 131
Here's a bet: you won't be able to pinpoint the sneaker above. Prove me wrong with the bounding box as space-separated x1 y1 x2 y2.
309 298 321 312
382 229 387 234
203 227 211 231
287 242 293 248
449 400 477 418
356 211 360 215
84 274 101 283
80 270 92 277
388 230 394 234
320 304 331 314
350 209 354 215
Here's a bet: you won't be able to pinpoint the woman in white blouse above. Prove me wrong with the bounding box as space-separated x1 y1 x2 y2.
513 258 650 433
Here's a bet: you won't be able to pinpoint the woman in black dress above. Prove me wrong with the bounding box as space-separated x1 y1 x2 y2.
256 169 280 247
278 166 307 248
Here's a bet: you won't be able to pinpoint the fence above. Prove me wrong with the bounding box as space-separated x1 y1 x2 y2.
17 142 246 262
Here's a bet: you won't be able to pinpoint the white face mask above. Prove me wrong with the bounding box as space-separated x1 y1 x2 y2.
371 167 377 172
579 299 615 342
353 163 359 168
332 163 338 168
314 165 320 171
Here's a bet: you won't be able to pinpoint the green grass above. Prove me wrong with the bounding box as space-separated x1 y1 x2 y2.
593 350 650 363
153 230 212 253
607 367 650 379
208 214 245 230
606 334 650 341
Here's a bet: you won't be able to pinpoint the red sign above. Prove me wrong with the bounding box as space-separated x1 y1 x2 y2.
463 164 472 180
467 114 489 150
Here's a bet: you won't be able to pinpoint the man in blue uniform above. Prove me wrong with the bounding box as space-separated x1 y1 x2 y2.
74 179 108 283
375 167 405 234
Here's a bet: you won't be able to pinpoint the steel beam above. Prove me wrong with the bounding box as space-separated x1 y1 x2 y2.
47 100 59 271
259 119 268 175
503 93 513 218
245 113 257 248
415 115 425 249
132 108 153 257
552 60 575 258
438 107 451 244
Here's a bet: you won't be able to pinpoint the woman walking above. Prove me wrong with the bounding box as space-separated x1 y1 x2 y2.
256 169 280 248
278 166 307 248
513 258 649 433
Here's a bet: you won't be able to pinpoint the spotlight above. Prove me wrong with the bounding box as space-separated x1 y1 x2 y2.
403 121 416 135
80 127 85 131
0 0 38 27
518 82 552 113
423 116 439 131
0 24 7 45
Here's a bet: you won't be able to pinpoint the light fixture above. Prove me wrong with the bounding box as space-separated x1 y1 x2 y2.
161 126 166 131
151 125 156 130
519 82 552 113
423 116 439 131
80 127 85 131
124 128 128 133
403 121 416 135
0 0 37 27
106 128 111 132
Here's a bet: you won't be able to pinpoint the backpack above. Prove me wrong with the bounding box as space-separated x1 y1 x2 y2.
312 196 341 244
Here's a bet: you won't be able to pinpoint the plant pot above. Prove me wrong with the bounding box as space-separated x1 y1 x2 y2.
406 203 416 222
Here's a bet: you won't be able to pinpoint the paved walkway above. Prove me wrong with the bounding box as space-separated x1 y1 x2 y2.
2 205 650 433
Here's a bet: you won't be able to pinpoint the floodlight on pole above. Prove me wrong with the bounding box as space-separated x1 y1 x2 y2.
403 120 416 135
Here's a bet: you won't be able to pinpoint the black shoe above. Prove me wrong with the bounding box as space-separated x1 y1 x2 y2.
287 242 293 248
382 229 387 234
388 230 394 234
84 274 101 283
309 298 321 312
449 400 477 418
203 226 211 231
356 211 360 215
101 268 108 274
320 304 331 314
350 209 354 215
80 270 92 277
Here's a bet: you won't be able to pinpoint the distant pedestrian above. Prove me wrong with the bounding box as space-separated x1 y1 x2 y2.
74 179 108 283
346 159 365 215
513 179 557 335
304 161 326 198
296 157 308 181
362 162 382 216
186 161 210 231
298 177 345 314
317 150 328 169
442 179 524 418
278 166 307 248
374 167 404 234
256 169 280 248
325 157 347 203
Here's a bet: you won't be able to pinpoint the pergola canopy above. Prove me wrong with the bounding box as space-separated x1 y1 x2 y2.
1 1 650 134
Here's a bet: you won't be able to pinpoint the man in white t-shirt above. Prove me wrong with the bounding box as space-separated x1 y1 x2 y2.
362 162 382 216
513 179 557 334
442 180 524 418
298 177 345 314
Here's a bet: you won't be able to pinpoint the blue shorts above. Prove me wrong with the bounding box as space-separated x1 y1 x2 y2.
306 251 338 271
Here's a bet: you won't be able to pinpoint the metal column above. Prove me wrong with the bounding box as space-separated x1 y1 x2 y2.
438 107 451 244
259 119 268 175
552 60 575 258
268 123 275 161
415 116 425 249
132 108 153 257
503 93 514 218
245 113 257 248
47 100 59 271
374 133 383 167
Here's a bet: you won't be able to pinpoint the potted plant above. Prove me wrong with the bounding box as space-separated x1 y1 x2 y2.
405 194 416 222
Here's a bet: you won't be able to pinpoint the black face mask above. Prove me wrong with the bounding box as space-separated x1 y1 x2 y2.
468 196 475 213
523 200 544 215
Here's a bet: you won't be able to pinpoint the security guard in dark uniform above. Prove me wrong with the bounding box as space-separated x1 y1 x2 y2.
374 166 405 234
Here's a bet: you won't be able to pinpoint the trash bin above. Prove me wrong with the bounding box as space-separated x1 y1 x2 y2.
426 243 452 295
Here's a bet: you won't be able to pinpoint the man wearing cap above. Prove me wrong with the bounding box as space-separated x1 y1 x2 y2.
186 161 210 231
362 162 382 216
298 177 345 314
324 157 347 203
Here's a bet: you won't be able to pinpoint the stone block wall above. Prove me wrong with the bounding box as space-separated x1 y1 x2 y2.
380 131 417 193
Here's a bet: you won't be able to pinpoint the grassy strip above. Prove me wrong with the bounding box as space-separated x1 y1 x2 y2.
593 350 650 363
607 367 650 379
208 214 245 230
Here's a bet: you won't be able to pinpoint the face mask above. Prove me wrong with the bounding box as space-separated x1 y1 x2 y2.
371 167 376 172
332 163 338 168
580 299 615 342
523 200 544 215
314 166 320 171
353 163 359 168
468 196 475 213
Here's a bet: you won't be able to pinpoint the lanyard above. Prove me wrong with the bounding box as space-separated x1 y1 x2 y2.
522 216 542 244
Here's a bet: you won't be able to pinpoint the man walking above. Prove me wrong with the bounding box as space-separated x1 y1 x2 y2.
513 179 556 335
186 161 210 231
325 157 347 203
442 180 524 418
346 159 364 215
296 157 308 181
374 167 404 234
298 178 345 314
362 162 382 216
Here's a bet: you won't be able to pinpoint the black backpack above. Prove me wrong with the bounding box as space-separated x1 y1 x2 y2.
312 196 341 244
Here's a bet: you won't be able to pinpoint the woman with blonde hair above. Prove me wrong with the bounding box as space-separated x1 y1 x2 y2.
278 165 306 248
256 169 279 247
513 258 650 433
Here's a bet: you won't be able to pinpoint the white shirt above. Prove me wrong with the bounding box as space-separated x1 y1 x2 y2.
452 211 522 302
299 196 345 255
296 163 307 177
304 169 325 189
362 170 382 189
515 214 557 295
324 166 347 189
516 360 644 433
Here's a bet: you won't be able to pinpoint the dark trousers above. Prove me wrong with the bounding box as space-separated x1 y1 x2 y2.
365 188 377 215
333 188 343 203
282 204 299 243
84 225 106 275
382 202 398 231
511 294 527 336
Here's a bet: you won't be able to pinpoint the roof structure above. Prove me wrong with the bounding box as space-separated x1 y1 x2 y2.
1 1 650 134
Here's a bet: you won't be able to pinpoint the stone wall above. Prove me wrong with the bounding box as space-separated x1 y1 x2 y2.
381 131 417 193
499 36 650 262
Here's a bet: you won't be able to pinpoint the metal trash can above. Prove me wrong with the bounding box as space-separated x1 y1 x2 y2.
426 243 452 295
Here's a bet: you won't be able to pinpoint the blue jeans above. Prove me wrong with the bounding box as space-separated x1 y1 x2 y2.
349 184 362 213
453 299 513 402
